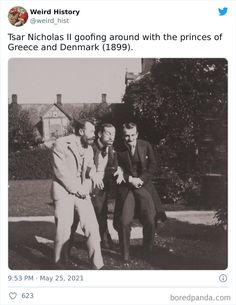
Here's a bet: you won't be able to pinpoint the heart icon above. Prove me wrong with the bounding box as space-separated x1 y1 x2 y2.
9 292 17 300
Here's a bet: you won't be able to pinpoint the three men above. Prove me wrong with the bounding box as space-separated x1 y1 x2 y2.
51 119 104 269
52 119 165 269
114 122 166 263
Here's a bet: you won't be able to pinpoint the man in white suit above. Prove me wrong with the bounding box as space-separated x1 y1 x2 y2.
51 119 104 270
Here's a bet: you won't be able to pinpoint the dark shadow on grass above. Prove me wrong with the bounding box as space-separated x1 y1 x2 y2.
157 218 227 242
8 219 227 270
9 221 100 270
9 221 91 270
151 219 227 270
9 221 115 270
46 201 54 207
9 221 55 270
148 246 227 270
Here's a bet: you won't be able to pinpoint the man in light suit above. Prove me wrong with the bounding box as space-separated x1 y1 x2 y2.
114 122 166 263
51 119 104 270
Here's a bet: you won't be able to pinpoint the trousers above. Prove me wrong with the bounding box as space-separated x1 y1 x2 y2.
91 188 113 243
54 194 103 269
118 187 156 260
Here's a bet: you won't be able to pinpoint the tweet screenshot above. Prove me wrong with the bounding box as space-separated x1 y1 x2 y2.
0 0 235 304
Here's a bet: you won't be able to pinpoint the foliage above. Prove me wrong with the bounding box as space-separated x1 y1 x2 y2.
214 206 227 227
9 103 36 152
73 102 112 124
123 59 227 174
213 179 227 226
9 147 53 180
65 102 113 135
153 143 200 205
155 166 201 206
123 59 227 213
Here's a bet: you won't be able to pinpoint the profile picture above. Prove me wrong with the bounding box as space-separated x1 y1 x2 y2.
8 6 28 26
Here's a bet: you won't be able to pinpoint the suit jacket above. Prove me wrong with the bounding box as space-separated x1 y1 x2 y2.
92 142 118 190
51 134 94 201
116 139 164 212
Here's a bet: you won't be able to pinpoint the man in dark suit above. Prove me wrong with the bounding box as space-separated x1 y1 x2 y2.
91 123 124 249
114 122 166 263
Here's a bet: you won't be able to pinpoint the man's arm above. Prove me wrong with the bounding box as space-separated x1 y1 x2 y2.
85 146 104 189
117 152 130 183
52 140 79 194
139 142 157 184
117 151 143 188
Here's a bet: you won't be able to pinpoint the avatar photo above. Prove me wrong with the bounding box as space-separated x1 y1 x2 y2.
8 6 28 27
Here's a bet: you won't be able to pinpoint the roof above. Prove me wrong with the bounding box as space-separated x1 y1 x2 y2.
40 104 72 120
11 102 125 126
125 72 139 85
61 103 100 120
19 103 102 125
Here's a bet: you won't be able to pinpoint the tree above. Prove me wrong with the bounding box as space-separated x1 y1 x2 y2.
77 102 111 123
9 103 35 152
123 59 227 211
123 58 227 174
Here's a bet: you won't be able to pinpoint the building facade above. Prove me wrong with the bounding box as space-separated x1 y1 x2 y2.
9 93 110 146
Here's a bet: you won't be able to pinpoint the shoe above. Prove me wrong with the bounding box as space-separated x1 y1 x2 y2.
99 266 109 270
53 261 66 270
91 265 107 270
66 260 79 269
155 212 167 223
122 258 130 268
121 252 131 268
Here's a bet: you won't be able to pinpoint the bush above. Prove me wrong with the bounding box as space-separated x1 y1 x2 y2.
154 167 200 206
153 143 201 206
9 147 53 180
214 206 227 227
9 103 36 152
123 58 227 176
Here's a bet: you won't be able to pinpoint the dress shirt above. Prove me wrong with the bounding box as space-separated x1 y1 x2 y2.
97 139 109 179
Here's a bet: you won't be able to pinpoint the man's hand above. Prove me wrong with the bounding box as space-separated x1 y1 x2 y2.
92 172 104 189
75 192 86 199
75 182 91 199
114 166 125 184
128 176 144 189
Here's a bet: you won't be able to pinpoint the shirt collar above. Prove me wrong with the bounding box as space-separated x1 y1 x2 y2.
98 138 105 150
75 136 85 157
125 141 136 149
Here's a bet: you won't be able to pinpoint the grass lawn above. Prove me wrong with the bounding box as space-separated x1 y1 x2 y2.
8 180 209 217
9 180 227 270
9 180 54 217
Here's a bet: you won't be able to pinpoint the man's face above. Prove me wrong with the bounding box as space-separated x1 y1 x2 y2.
123 126 138 146
99 126 116 147
80 122 95 147
9 11 19 25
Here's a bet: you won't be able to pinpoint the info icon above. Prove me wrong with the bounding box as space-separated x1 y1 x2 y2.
8 6 28 26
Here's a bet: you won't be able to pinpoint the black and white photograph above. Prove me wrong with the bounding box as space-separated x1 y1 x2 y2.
8 58 227 270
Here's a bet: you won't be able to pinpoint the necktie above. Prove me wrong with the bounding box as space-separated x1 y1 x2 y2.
101 146 108 158
130 145 135 156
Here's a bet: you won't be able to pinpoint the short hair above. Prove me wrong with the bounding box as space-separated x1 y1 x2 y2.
73 119 95 135
122 122 137 131
99 123 115 133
